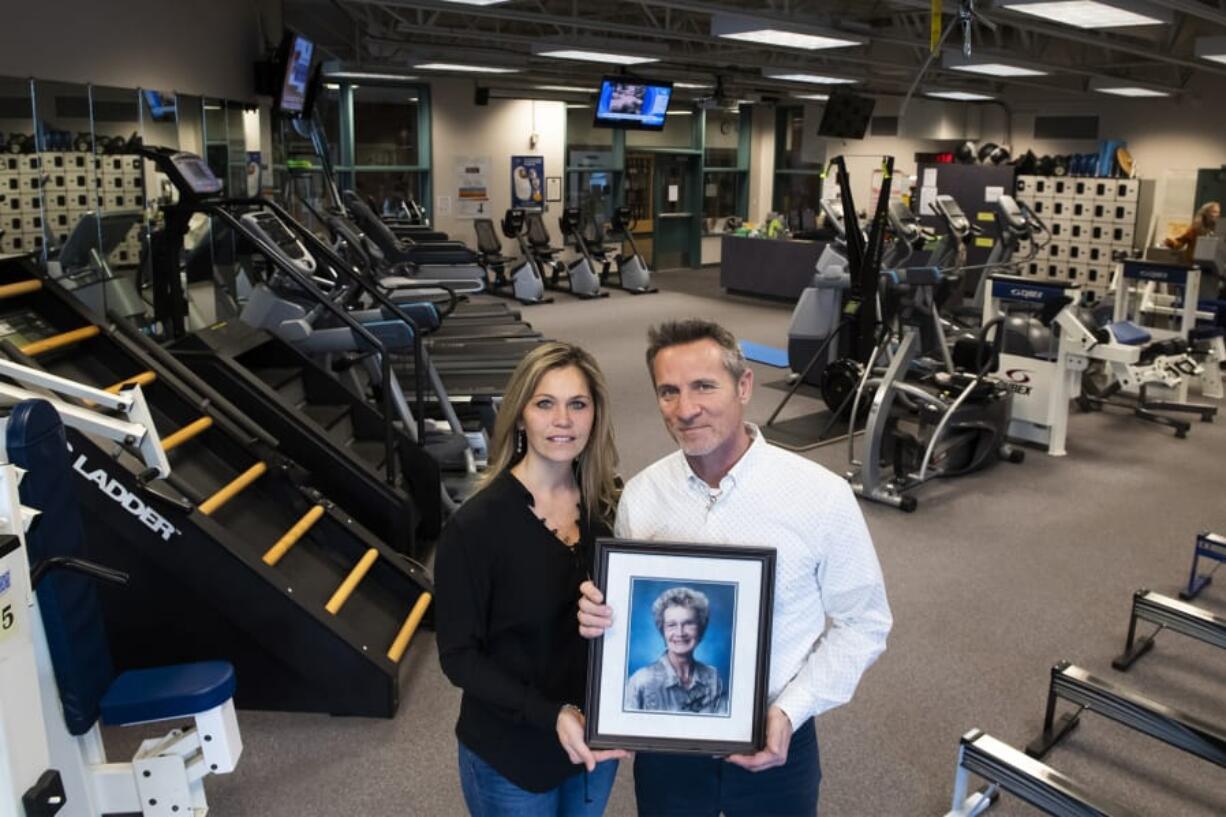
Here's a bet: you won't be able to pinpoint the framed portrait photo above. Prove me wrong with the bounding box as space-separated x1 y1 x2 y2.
585 538 775 755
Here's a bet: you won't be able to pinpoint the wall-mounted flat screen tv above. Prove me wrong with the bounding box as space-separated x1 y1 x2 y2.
276 31 315 115
594 77 673 131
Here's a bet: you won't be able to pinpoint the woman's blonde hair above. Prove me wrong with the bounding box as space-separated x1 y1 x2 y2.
477 342 619 524
1195 201 1221 234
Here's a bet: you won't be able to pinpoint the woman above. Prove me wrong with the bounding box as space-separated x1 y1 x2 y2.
624 586 728 716
436 342 628 817
1166 201 1220 263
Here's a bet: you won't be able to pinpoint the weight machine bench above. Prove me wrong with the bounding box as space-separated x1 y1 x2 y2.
1181 530 1226 601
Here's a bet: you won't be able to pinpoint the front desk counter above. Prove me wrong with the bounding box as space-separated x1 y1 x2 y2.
719 234 828 300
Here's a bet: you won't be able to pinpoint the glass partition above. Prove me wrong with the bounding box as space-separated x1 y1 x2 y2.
32 79 96 264
0 77 36 256
626 108 695 148
353 85 420 166
90 84 144 275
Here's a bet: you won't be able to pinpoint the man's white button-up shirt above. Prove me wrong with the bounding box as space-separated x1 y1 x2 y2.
614 424 892 730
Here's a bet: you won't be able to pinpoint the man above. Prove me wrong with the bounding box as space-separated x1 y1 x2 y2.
579 319 891 816
624 586 728 715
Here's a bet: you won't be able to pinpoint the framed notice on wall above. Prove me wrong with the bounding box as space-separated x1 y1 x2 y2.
455 155 491 218
511 155 545 210
546 176 562 203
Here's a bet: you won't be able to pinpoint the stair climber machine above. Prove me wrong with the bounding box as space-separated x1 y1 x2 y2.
473 210 552 305
137 146 484 519
525 211 607 299
601 207 658 294
763 157 896 452
0 255 433 717
0 400 242 817
846 264 1023 512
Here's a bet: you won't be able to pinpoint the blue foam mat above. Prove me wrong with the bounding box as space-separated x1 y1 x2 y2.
739 341 788 368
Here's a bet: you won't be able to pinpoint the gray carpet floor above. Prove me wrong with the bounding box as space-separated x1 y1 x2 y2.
109 268 1226 815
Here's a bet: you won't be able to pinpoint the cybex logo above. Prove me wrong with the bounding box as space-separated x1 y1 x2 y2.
70 449 180 542
1004 369 1032 384
1008 287 1045 300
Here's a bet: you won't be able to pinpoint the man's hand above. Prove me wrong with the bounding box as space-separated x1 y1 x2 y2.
556 706 630 771
578 580 614 639
725 706 793 772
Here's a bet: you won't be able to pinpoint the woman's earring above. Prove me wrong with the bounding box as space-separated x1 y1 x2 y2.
516 428 525 456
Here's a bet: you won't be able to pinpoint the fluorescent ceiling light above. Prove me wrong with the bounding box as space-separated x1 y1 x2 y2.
792 93 830 101
1088 77 1169 97
414 62 519 73
566 104 590 109
942 52 1048 77
324 83 340 91
325 71 419 82
926 90 995 101
669 110 693 116
1195 36 1226 65
674 82 713 89
434 0 510 4
710 13 863 50
763 70 857 84
1000 1 1169 28
533 48 658 65
536 85 594 93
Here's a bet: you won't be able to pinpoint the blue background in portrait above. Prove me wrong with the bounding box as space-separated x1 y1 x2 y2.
625 577 736 689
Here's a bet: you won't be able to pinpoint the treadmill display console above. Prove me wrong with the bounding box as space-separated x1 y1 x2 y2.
242 211 317 276
171 152 224 196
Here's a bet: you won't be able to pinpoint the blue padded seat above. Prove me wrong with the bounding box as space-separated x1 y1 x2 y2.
101 661 236 726
385 301 441 332
1108 321 1151 346
355 319 415 351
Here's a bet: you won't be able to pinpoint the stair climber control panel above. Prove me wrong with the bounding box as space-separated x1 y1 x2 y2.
241 211 318 276
168 151 224 196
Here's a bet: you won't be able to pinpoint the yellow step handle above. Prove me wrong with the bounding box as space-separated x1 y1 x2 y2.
198 462 267 516
161 416 213 452
20 325 99 356
106 371 156 394
387 592 433 663
0 280 42 300
262 505 326 566
325 548 379 615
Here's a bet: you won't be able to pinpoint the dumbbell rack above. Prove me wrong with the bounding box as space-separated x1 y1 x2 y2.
2 151 146 266
1013 175 1141 300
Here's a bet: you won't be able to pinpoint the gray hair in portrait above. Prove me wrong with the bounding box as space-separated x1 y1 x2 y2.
651 586 711 640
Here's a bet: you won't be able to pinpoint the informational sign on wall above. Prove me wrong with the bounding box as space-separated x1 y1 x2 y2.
511 155 545 210
455 155 491 218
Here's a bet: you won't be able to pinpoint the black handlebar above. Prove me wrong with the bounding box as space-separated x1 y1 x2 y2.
31 556 129 591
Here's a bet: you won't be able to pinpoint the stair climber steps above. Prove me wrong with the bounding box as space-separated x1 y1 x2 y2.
0 256 435 717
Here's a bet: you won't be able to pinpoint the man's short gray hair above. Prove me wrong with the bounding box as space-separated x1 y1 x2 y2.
651 586 711 638
645 319 747 384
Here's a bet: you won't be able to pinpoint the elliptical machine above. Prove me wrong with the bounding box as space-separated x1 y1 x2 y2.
472 211 552 305
603 206 658 294
847 265 1023 512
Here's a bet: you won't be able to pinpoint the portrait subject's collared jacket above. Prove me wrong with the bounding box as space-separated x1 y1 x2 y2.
625 654 729 715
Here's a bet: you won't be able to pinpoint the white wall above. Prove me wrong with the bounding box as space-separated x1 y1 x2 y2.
0 0 277 101
429 79 568 252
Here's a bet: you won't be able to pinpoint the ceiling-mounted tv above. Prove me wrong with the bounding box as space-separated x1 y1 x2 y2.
594 77 673 131
275 30 315 116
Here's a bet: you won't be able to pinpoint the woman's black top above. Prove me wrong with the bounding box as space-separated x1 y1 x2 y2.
435 470 610 793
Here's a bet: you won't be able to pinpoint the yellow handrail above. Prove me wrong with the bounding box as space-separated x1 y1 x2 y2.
387 592 433 662
198 462 267 516
324 548 379 615
105 371 156 394
262 505 326 566
160 416 213 452
20 326 99 356
0 280 42 300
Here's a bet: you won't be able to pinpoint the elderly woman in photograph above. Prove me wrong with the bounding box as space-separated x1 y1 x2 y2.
624 587 729 715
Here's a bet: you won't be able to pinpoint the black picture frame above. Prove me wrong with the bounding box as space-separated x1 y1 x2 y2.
585 537 775 755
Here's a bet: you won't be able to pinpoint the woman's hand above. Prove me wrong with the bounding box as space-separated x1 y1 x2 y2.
556 706 631 771
578 580 614 639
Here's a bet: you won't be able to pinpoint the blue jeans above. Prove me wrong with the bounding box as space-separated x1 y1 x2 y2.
457 741 619 817
633 718 820 817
